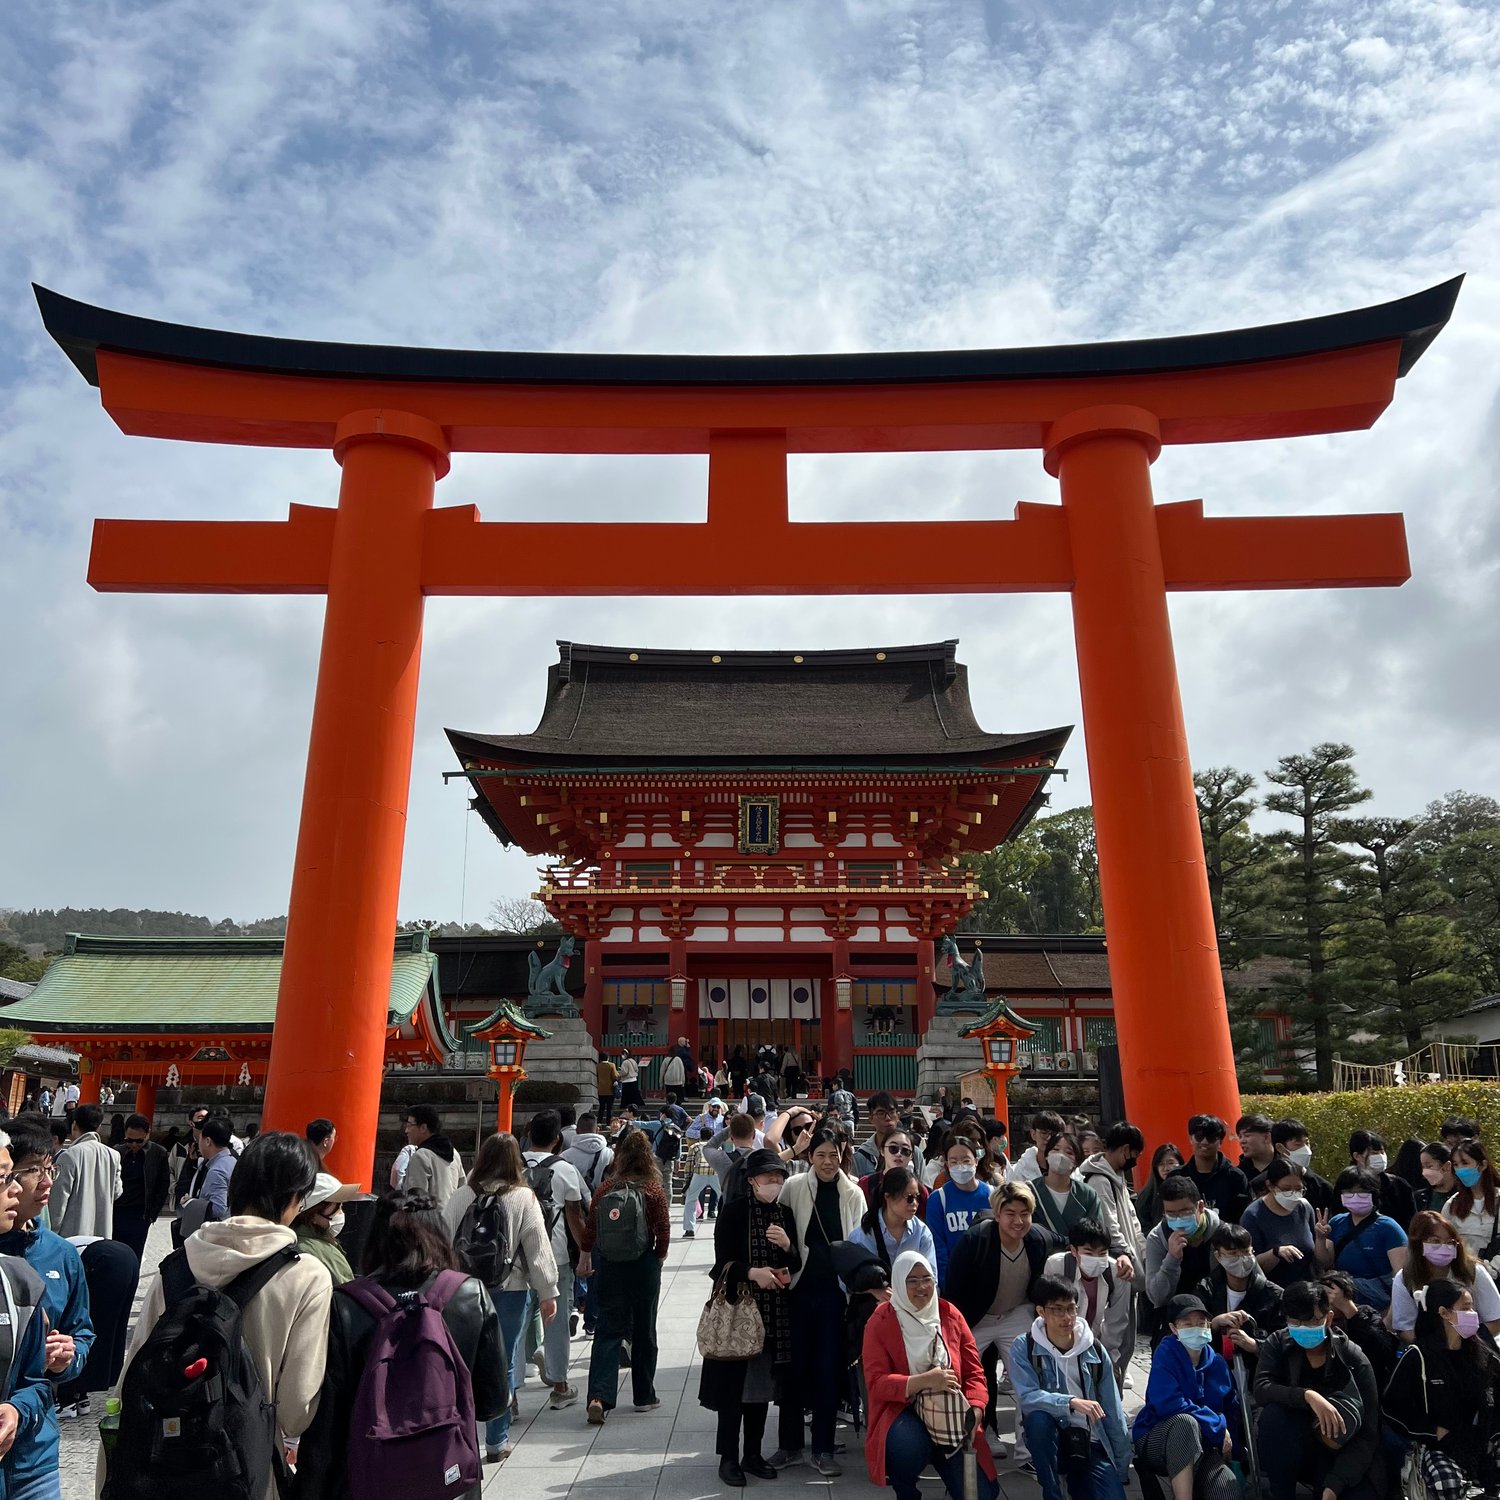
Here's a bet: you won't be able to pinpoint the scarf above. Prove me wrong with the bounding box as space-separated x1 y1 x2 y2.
891 1248 945 1374
748 1196 795 1365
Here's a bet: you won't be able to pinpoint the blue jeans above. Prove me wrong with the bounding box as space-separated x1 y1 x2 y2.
1024 1410 1126 1500
10 1473 63 1500
885 1409 999 1500
487 1288 530 1451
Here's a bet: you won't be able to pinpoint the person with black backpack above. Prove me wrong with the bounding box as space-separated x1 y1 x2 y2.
294 1191 507 1500
442 1131 559 1464
578 1128 670 1425
98 1131 333 1500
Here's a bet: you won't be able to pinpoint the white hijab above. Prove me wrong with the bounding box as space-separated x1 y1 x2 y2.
890 1249 946 1373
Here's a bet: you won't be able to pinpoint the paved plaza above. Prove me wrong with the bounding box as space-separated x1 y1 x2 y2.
60 1211 1154 1500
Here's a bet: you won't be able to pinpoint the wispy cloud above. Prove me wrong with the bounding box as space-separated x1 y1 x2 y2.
2 0 1496 919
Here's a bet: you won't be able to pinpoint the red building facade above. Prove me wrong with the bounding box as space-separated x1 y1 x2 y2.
449 640 1070 1093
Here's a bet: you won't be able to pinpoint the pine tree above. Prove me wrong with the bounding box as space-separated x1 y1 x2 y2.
1332 817 1477 1052
1262 743 1371 1089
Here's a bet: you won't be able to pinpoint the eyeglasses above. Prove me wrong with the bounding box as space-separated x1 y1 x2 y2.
905 1275 936 1289
13 1165 58 1182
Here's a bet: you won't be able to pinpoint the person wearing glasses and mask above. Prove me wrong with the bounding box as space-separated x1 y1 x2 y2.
1347 1128 1415 1229
859 1129 930 1215
111 1114 171 1265
853 1167 938 1276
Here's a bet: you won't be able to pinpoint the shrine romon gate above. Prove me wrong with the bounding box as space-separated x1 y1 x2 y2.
35 278 1461 1185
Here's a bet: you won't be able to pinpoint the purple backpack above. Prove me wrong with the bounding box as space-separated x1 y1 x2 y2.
340 1271 479 1500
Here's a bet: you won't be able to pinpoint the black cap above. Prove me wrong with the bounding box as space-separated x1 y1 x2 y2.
1165 1294 1208 1323
743 1147 788 1180
746 1093 767 1117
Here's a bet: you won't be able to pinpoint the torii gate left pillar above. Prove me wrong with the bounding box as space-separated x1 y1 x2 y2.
35 277 1460 1186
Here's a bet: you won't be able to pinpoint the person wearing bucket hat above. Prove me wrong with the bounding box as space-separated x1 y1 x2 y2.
1132 1294 1242 1500
699 1146 801 1485
292 1172 361 1285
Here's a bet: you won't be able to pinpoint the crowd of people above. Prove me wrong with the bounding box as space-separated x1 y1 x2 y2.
2 1078 1497 1500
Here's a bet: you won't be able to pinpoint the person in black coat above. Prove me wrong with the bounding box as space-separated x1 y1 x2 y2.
1194 1223 1284 1364
1348 1129 1416 1233
698 1148 802 1487
1182 1114 1252 1223
294 1192 506 1500
112 1113 172 1263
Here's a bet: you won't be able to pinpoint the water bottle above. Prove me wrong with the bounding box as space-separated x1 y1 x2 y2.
99 1396 122 1458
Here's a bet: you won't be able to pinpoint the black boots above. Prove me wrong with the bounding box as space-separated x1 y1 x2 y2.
719 1458 746 1487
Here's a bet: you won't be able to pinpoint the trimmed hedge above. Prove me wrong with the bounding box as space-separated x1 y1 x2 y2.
1240 1081 1500 1182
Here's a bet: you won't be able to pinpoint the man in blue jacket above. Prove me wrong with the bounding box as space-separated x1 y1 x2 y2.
0 1117 96 1497
0 1127 54 1500
1010 1274 1132 1500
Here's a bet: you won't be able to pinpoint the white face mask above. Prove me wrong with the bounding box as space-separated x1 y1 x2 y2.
948 1163 977 1186
327 1211 345 1236
1274 1190 1305 1211
1367 1154 1388 1174
1047 1152 1074 1177
1079 1253 1110 1278
1219 1254 1256 1279
752 1180 782 1204
1287 1145 1313 1169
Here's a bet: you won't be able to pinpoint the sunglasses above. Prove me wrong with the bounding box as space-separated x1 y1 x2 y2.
900 1193 921 1204
885 1144 914 1158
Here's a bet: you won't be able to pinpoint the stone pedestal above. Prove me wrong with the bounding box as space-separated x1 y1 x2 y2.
520 1014 600 1113
916 1014 986 1105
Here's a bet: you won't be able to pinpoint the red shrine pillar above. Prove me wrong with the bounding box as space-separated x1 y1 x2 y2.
583 939 605 1051
261 410 448 1189
915 937 936 1035
134 1079 158 1124
1046 406 1240 1174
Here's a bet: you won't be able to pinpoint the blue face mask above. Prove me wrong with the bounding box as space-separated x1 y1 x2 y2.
1288 1323 1328 1349
1176 1326 1213 1352
1166 1215 1199 1233
1457 1166 1482 1188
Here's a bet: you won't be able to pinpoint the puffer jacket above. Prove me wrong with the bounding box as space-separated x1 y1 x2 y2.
293 1270 507 1500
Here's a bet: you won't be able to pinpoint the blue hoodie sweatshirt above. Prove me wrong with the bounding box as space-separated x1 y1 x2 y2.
0 1257 53 1500
925 1178 991 1286
0 1225 94 1492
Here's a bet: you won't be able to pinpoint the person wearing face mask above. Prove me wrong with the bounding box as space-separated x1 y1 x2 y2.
1346 1129 1415 1229
700 1148 800 1487
291 1172 360 1285
1079 1122 1147 1277
1030 1134 1111 1246
1043 1219 1133 1383
1182 1115 1251 1225
1391 1211 1500 1344
1313 1166 1407 1310
1007 1111 1068 1186
1143 1178 1222 1340
1420 1141 1459 1214
1252 1279 1387 1500
1442 1139 1500 1268
1247 1119 1335 1215
767 1125 865 1476
1010 1275 1132 1500
1383 1276 1500 1499
1195 1223 1284 1363
1241 1158 1318 1289
853 1166 938 1276
1132 1294 1242 1500
926 1138 992 1287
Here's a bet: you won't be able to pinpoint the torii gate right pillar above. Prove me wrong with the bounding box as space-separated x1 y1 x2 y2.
1048 406 1239 1168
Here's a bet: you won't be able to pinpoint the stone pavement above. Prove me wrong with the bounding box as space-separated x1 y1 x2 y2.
62 1212 1146 1500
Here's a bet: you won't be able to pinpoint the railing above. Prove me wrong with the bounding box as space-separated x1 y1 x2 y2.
1332 1042 1500 1092
540 862 977 897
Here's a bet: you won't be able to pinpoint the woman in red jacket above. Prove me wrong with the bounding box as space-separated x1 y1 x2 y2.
862 1249 999 1500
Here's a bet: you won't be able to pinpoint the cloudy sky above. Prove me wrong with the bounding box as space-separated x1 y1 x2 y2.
2 0 1497 926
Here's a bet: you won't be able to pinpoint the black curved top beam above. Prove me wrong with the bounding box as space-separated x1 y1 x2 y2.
34 278 1461 391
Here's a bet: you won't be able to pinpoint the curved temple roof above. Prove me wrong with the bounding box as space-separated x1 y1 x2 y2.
35 278 1461 389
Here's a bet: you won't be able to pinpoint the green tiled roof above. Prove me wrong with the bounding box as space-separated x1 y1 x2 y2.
5 932 439 1036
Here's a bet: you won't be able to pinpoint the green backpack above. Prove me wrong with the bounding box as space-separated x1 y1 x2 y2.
594 1182 650 1262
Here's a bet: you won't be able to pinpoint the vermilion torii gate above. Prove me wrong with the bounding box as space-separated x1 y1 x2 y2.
35 278 1461 1186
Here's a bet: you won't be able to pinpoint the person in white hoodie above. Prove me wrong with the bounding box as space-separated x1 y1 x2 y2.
98 1132 332 1500
1009 1273 1133 1500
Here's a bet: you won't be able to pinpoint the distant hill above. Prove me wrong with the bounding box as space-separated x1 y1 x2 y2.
0 908 499 952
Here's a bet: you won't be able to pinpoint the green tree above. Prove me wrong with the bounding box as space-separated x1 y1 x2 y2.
0 942 49 985
1333 817 1478 1052
1439 828 1500 996
960 806 1101 933
1262 743 1372 1090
